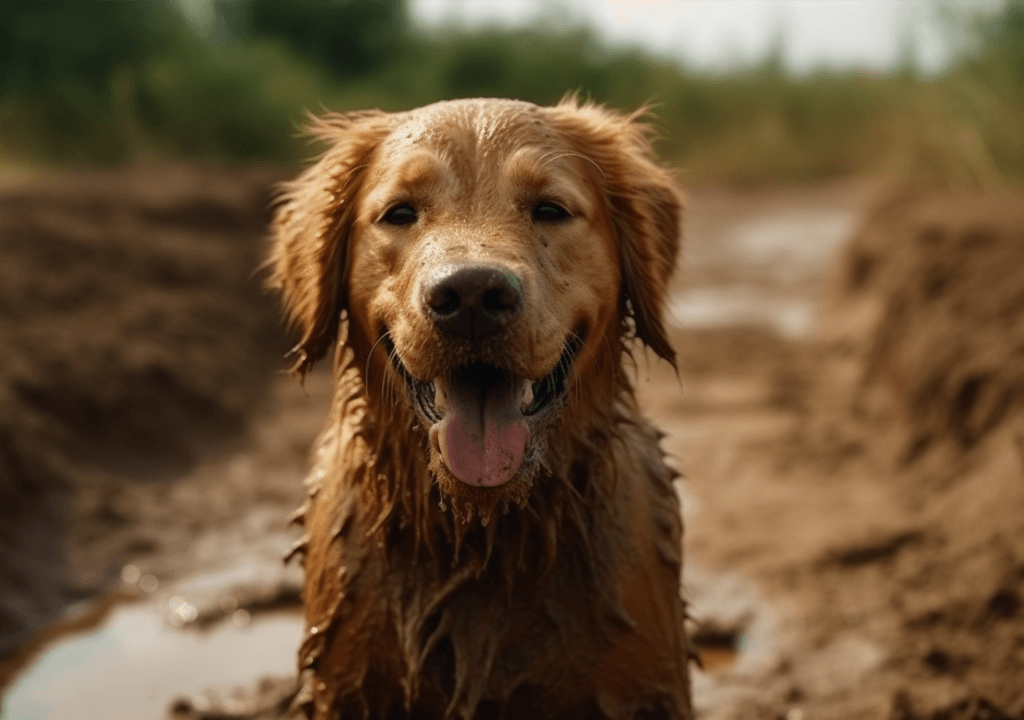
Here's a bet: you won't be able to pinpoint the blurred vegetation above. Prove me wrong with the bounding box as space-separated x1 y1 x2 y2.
0 0 1022 186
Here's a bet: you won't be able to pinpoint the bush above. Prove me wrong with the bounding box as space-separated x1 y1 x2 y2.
1 0 1022 186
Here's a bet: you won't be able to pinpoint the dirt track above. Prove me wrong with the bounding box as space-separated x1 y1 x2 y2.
0 165 291 656
650 188 1024 720
1 168 1022 719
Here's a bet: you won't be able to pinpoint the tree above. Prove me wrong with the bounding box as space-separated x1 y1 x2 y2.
214 0 412 79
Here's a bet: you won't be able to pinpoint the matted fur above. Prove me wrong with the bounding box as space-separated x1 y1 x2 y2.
270 98 692 720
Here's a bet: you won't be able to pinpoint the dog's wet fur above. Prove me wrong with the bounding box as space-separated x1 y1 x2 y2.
270 98 691 720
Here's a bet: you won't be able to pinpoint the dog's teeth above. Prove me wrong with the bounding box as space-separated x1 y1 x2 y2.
521 382 534 411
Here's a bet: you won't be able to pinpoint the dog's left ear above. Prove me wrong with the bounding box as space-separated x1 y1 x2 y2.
546 100 683 368
268 111 394 376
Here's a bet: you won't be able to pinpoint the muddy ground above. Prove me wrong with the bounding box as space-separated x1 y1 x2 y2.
652 188 1024 720
0 167 1022 720
0 165 293 656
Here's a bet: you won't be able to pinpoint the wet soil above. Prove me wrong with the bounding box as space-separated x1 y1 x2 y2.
645 186 1024 720
0 163 301 666
1 168 1023 720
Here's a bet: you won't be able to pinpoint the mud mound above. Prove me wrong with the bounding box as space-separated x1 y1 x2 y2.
814 190 1024 714
826 190 1024 466
0 164 286 654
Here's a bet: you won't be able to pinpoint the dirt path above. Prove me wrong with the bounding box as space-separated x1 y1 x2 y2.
641 185 1024 720
638 182 895 719
5 171 1022 720
1 370 330 720
1 177 873 719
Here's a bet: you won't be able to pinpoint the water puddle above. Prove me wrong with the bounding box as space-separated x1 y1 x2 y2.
674 206 859 338
731 210 857 285
1 601 302 720
669 286 815 338
0 561 764 720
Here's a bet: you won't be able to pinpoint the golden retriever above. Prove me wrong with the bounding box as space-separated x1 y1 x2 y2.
271 97 691 720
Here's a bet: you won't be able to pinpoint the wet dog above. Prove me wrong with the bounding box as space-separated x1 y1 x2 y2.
270 97 691 720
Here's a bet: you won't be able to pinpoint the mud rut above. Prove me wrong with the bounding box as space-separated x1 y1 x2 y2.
2 171 1021 720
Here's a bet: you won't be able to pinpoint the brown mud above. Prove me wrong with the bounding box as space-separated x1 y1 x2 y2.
1 168 1023 720
0 164 298 658
646 187 1024 720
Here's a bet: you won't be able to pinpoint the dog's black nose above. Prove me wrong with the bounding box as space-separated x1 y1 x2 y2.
423 264 523 340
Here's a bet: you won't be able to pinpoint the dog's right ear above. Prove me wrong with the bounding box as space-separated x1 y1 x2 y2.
268 111 393 376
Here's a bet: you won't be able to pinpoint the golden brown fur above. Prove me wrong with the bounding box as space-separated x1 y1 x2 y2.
270 98 691 720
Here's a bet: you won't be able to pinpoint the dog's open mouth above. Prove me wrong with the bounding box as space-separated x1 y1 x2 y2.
383 335 579 488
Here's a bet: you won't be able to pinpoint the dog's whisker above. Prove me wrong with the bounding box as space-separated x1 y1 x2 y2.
541 151 607 180
383 348 402 411
572 332 587 406
365 331 391 388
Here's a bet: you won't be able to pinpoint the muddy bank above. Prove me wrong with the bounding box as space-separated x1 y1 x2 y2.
807 191 1024 716
4 172 1024 720
653 188 1024 720
0 165 290 660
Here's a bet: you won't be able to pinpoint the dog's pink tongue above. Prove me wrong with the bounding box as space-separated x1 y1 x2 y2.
436 377 528 487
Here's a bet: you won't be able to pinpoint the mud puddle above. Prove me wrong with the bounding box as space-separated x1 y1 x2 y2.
1 597 302 720
670 285 815 337
2 174 875 717
696 645 739 673
1 359 320 717
0 515 308 719
671 186 865 337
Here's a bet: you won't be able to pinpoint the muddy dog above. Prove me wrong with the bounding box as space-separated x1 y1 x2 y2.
270 98 691 720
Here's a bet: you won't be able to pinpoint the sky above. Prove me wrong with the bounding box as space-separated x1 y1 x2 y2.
409 0 1001 75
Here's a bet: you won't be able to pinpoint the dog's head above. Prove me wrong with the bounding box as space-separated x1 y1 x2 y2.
270 98 681 512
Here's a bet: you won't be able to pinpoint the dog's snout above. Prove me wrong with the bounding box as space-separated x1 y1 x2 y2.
423 264 523 340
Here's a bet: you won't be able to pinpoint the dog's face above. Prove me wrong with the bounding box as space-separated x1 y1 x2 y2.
351 102 623 495
272 99 681 512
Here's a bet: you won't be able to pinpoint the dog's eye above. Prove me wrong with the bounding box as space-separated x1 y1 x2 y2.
532 202 570 222
382 204 418 226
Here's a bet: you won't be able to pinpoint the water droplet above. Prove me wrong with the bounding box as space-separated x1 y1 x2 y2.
121 564 141 585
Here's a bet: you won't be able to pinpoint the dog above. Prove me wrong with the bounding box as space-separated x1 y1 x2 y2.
270 97 691 720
